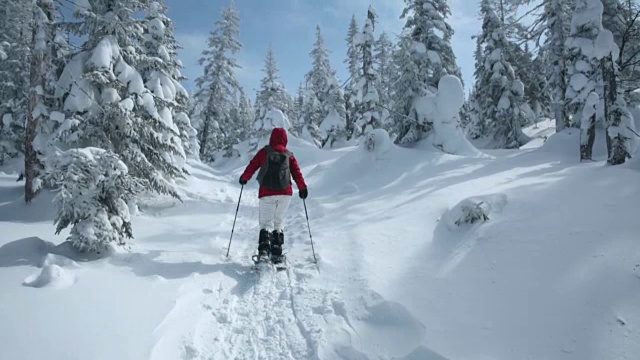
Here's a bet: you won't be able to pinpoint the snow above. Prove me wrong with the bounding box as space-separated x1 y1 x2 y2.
414 75 487 157
64 79 95 113
254 108 291 131
2 122 640 359
101 88 121 104
115 59 145 95
49 111 65 123
88 36 118 70
149 18 166 37
74 0 91 11
594 29 618 60
570 72 590 91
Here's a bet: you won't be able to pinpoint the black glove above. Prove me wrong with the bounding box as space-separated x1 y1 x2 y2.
299 188 308 199
239 177 247 185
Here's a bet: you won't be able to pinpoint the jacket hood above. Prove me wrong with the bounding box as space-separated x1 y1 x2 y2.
269 128 288 149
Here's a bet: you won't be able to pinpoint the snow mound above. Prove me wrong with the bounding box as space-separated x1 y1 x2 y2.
415 75 488 158
23 255 77 289
336 182 359 195
442 194 508 231
359 128 393 157
254 108 291 131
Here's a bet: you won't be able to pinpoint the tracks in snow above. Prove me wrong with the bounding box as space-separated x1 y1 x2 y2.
149 193 433 360
151 197 331 360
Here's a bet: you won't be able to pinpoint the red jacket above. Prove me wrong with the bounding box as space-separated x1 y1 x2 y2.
240 128 307 198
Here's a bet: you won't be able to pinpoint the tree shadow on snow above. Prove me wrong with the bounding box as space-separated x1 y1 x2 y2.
0 237 112 268
108 250 254 285
0 185 56 223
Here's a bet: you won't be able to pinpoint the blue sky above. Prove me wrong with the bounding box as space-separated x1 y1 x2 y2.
165 0 481 98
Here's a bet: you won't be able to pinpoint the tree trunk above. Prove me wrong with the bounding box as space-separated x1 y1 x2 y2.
580 114 596 161
25 1 53 203
199 115 210 161
602 54 631 165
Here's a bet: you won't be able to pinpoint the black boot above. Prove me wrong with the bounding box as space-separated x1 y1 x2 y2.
270 230 284 263
257 229 271 262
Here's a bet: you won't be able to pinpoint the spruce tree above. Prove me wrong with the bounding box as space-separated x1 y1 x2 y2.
344 15 361 139
195 1 242 161
566 0 606 160
374 32 394 128
254 46 291 134
475 0 529 148
353 6 380 135
0 0 32 164
394 0 461 144
52 0 187 250
143 1 198 161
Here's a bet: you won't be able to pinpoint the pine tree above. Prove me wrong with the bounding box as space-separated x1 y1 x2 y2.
44 148 143 253
0 0 32 164
602 45 637 165
567 0 638 163
25 0 56 203
566 0 606 160
254 46 291 134
374 32 394 128
401 0 461 88
143 1 198 161
53 0 187 250
392 35 424 144
195 1 242 161
394 0 461 144
344 15 361 139
548 0 573 131
302 26 332 146
353 6 380 135
475 0 529 148
303 25 347 147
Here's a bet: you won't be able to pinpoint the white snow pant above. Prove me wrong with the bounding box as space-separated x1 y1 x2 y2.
259 195 292 232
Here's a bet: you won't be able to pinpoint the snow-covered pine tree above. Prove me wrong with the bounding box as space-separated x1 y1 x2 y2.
475 0 529 148
44 147 143 253
353 6 380 136
317 72 347 148
374 32 394 129
516 0 573 129
195 0 242 161
236 87 254 142
25 0 55 203
401 0 461 88
566 0 607 160
254 46 291 135
394 0 461 144
303 26 333 146
143 1 198 162
52 0 188 250
617 0 640 104
467 33 486 139
593 19 639 163
0 0 32 164
303 25 347 147
344 15 361 139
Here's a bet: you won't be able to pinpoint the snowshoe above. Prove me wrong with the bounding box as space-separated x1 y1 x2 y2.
272 254 287 271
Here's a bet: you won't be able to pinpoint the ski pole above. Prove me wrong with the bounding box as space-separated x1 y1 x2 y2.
303 199 318 264
226 185 243 258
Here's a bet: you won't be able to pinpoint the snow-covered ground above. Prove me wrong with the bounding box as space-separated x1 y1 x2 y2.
2 121 639 360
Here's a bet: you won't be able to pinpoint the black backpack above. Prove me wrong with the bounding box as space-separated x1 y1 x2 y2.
256 145 292 190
